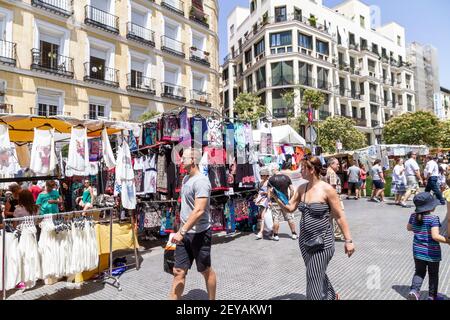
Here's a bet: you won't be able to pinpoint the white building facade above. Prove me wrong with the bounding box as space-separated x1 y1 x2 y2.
441 87 450 121
221 0 416 144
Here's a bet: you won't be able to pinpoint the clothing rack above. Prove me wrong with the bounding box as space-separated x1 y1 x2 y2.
0 175 63 184
1 206 139 299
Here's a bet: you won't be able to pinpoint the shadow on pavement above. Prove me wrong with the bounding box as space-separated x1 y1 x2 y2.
36 281 105 300
269 293 306 300
182 289 209 300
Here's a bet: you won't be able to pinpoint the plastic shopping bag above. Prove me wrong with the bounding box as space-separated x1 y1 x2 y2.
163 233 176 275
264 208 273 233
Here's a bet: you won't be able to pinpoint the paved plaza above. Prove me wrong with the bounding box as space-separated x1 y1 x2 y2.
7 198 450 300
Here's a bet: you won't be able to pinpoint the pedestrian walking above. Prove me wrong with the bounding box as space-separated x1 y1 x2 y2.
407 192 450 300
346 161 361 200
424 155 446 205
403 152 423 203
392 158 408 207
369 159 385 203
255 167 271 240
438 166 447 192
359 163 367 197
170 148 216 300
325 157 345 241
267 173 298 241
273 155 355 300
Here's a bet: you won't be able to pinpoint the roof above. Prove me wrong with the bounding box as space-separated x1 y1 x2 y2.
441 87 450 94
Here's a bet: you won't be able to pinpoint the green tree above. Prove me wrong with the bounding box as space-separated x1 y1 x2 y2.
281 89 308 132
302 89 325 110
318 116 367 153
233 92 267 122
440 120 450 148
383 111 442 147
138 110 161 122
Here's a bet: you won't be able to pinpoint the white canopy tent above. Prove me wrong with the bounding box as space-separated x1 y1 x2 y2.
253 125 306 146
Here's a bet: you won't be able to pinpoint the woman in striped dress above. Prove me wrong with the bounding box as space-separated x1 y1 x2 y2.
272 155 355 300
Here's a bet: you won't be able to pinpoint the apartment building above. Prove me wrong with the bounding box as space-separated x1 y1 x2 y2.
0 0 219 122
407 42 441 118
441 87 450 121
221 0 415 144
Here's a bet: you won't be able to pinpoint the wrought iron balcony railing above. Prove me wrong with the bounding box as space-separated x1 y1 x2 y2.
161 0 185 16
126 74 156 95
31 0 73 16
190 47 210 67
31 48 74 77
161 36 185 58
85 5 119 34
0 40 16 66
84 62 119 87
189 6 209 28
126 22 155 47
190 90 211 106
161 82 186 101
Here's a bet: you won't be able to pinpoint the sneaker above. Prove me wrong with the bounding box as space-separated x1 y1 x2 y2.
291 234 298 240
255 233 263 240
408 290 419 300
428 294 445 300
273 235 280 241
373 198 381 203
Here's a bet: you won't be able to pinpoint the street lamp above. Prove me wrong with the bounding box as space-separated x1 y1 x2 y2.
373 125 383 145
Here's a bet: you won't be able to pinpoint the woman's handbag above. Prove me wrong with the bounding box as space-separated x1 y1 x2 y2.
304 234 325 254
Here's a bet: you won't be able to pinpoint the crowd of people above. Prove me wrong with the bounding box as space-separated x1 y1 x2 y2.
1 179 96 224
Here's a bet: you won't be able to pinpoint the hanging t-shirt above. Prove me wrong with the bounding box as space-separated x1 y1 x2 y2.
88 138 102 161
143 122 158 146
191 116 208 147
121 180 136 210
101 128 116 169
115 141 134 182
66 127 89 176
0 125 21 175
161 115 179 142
179 107 191 147
134 157 145 195
207 118 223 148
30 128 56 176
128 130 138 152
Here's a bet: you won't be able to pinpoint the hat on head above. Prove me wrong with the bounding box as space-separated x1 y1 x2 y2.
413 192 441 213
260 167 270 176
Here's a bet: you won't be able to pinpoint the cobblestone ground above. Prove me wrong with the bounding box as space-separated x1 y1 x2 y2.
7 198 450 300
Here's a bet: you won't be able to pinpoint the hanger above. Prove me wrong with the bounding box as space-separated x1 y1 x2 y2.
73 123 85 129
0 118 14 130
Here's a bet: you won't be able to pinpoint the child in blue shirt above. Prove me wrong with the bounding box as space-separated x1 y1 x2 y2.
407 192 449 300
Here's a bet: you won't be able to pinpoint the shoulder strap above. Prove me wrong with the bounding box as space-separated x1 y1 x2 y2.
303 183 309 202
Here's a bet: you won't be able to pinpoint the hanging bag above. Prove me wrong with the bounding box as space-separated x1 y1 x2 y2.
263 207 273 233
163 233 176 275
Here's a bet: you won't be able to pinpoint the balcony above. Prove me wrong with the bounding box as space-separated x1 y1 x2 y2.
371 120 379 127
298 46 313 58
161 36 185 58
298 75 315 88
31 49 74 78
348 43 359 52
31 0 73 16
350 67 361 76
85 5 119 34
317 80 331 91
190 90 211 106
319 110 331 120
381 56 389 64
189 6 209 29
350 91 362 100
0 40 16 66
338 62 350 72
83 62 119 87
190 47 210 67
269 76 294 87
126 22 155 47
370 94 381 104
161 0 185 17
126 74 156 95
0 103 13 114
299 16 331 36
161 82 186 101
354 118 367 127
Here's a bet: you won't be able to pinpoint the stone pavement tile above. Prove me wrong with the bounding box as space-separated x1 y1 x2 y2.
6 199 450 300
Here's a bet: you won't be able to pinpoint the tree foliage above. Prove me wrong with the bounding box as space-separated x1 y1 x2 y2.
234 92 267 121
318 116 367 153
440 120 450 148
138 110 161 122
302 89 325 110
383 111 442 147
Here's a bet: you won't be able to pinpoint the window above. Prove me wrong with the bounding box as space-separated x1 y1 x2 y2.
368 59 376 72
340 104 346 116
256 66 266 89
254 38 265 57
89 103 105 119
360 38 367 50
337 30 341 45
250 0 256 13
274 6 287 22
246 75 253 92
360 82 365 95
382 47 387 58
130 54 149 88
372 43 378 55
383 90 388 105
298 62 313 86
352 106 357 118
316 40 329 55
230 24 234 36
244 49 252 65
272 89 289 118
258 92 266 106
270 31 292 54
271 61 293 86
360 15 365 28
349 33 355 46
350 56 355 69
192 73 206 92
130 105 146 121
298 32 312 50
89 56 106 80
339 77 346 95
37 89 62 116
397 35 401 46
317 67 329 90
294 7 302 21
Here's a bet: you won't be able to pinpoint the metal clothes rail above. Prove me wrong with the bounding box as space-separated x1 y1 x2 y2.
1 206 140 299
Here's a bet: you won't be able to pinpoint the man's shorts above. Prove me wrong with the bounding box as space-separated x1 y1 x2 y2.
348 181 361 191
271 203 294 224
174 228 212 273
373 180 385 189
406 176 419 192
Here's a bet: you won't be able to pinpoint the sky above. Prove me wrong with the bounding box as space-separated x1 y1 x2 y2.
218 0 450 88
